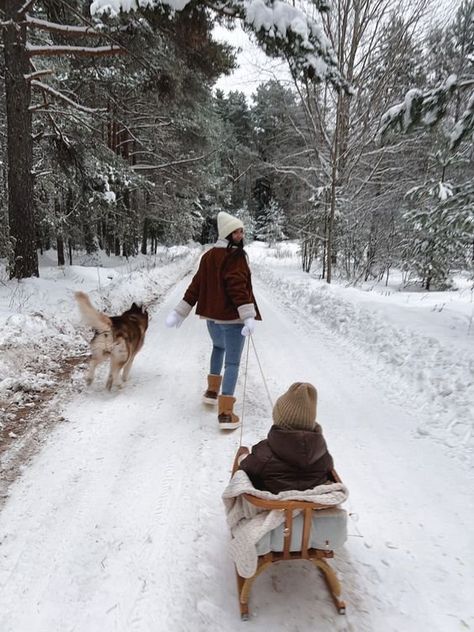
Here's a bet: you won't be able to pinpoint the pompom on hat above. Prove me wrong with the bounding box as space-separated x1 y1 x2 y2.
217 211 244 240
272 382 318 431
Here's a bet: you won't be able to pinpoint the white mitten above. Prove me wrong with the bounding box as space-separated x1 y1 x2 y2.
165 310 185 328
241 317 256 337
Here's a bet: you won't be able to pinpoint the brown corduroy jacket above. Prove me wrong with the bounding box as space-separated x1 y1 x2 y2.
239 425 334 494
180 243 261 322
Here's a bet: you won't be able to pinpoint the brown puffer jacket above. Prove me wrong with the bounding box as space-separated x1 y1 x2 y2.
239 425 334 494
183 244 261 322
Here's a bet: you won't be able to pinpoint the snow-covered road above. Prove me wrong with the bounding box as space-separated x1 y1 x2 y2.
0 271 472 632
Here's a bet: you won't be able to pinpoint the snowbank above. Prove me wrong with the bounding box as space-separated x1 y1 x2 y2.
0 246 200 429
248 242 474 465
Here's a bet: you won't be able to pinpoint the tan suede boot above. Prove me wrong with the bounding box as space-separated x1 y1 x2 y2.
218 394 241 430
203 374 222 405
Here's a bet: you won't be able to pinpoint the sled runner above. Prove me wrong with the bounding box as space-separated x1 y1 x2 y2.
230 450 347 620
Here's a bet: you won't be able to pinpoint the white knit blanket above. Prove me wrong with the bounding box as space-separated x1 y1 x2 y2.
222 470 349 578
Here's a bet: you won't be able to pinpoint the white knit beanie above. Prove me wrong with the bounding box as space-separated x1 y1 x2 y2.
272 382 318 431
217 211 244 240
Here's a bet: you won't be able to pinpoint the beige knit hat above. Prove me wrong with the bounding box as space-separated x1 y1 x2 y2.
272 382 318 431
217 211 244 240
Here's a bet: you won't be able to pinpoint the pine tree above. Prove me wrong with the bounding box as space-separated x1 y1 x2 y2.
255 199 286 246
402 178 474 289
250 80 305 230
235 202 255 241
380 1 474 287
212 89 257 213
381 1 474 147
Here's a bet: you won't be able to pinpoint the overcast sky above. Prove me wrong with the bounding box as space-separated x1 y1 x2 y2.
212 23 292 102
212 0 461 102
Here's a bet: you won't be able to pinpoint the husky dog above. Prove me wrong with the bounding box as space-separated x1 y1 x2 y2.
75 291 149 390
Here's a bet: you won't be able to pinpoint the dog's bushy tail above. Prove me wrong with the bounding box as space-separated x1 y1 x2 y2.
74 291 112 331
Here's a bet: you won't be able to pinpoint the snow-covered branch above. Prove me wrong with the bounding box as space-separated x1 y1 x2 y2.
90 0 350 92
17 0 36 16
263 161 322 192
131 148 219 171
25 16 103 38
24 69 54 81
380 72 474 155
380 75 458 138
26 43 124 57
30 80 106 113
32 108 102 134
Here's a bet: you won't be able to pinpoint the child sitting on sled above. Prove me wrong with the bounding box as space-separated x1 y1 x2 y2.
237 382 334 494
225 383 347 619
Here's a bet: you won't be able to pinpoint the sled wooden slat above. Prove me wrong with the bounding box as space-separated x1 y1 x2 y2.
231 448 346 620
301 507 312 558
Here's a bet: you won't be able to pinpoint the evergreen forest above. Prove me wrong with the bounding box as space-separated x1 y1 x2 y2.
1 0 473 290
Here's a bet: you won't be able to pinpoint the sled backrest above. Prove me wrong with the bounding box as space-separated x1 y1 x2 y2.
232 449 343 559
242 493 339 559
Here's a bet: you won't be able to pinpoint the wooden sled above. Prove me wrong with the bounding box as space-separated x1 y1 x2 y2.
232 449 347 620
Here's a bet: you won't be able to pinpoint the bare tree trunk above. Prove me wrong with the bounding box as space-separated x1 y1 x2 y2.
141 217 148 255
322 215 327 279
326 95 342 284
3 0 38 279
57 235 65 266
326 166 337 283
54 197 65 266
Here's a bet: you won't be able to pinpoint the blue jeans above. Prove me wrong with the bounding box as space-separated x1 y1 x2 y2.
206 321 245 396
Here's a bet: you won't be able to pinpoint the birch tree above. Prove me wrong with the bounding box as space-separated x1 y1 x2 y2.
286 0 429 282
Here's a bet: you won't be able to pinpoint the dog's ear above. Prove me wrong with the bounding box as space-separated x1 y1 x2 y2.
131 302 148 314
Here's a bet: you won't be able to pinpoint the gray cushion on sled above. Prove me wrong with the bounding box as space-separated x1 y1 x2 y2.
255 508 347 556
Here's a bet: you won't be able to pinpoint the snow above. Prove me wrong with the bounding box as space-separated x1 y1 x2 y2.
380 102 404 133
435 181 453 201
244 0 330 52
0 242 473 631
89 0 343 87
0 246 198 427
25 15 100 35
90 0 327 51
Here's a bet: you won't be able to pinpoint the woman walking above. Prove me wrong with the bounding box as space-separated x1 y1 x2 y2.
166 211 261 430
